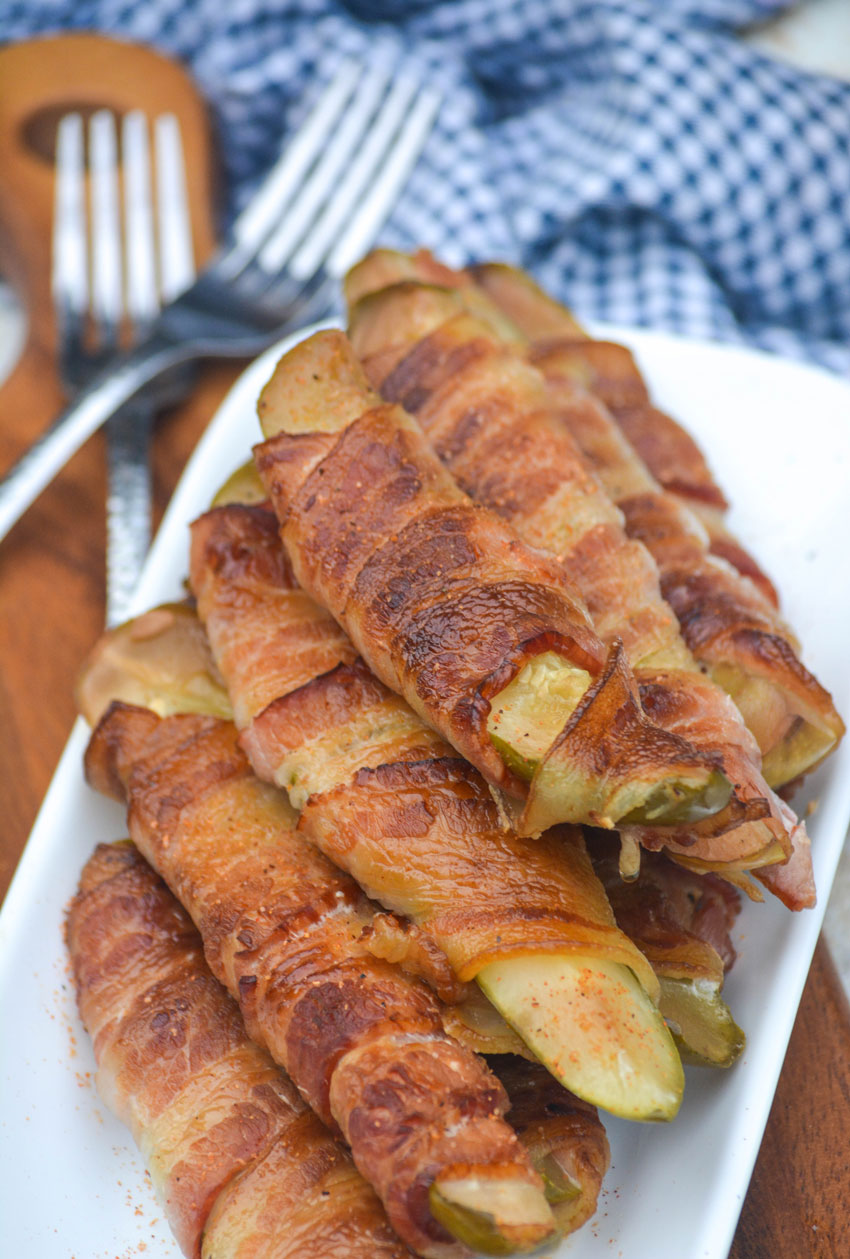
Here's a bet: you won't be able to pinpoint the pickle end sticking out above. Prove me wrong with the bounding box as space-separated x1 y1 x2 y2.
75 603 232 727
211 459 267 508
258 329 381 438
487 651 593 781
659 977 746 1068
708 661 844 789
489 650 731 831
477 954 684 1122
618 766 732 828
429 1174 558 1256
536 1153 582 1208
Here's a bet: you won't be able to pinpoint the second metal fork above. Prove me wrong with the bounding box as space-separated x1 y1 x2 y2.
1 58 442 543
53 109 195 625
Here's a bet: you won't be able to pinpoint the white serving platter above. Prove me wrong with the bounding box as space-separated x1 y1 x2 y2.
1 324 849 1259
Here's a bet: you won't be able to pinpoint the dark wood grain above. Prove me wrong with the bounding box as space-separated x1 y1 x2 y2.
0 362 244 896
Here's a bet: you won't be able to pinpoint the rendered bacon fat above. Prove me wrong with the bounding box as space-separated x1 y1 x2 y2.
66 841 414 1259
190 503 686 1121
253 329 725 835
469 262 844 792
83 703 556 1258
344 262 795 883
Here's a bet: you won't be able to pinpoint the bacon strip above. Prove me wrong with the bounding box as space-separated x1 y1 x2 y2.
344 268 798 880
66 841 414 1259
462 261 843 790
491 1055 610 1240
83 703 553 1258
253 329 721 834
585 831 741 982
189 503 660 999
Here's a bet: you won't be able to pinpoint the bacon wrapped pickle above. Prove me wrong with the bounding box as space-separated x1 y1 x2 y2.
70 842 612 1255
467 261 844 792
585 832 745 1068
188 502 686 1120
343 262 798 888
491 1055 610 1239
67 840 415 1259
252 328 727 835
78 571 685 1122
83 703 557 1258
458 261 777 607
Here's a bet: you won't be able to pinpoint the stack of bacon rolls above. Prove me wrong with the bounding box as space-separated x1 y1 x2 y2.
67 250 843 1259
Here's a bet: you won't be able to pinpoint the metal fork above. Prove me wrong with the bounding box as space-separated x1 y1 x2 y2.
0 59 441 542
54 109 195 625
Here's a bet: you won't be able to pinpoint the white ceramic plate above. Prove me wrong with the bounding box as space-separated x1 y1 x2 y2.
1 325 849 1259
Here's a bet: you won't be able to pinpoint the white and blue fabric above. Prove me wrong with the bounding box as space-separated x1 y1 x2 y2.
3 0 849 371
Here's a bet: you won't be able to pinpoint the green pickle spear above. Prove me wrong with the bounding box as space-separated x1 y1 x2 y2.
429 1175 559 1256
659 977 745 1068
478 954 683 1122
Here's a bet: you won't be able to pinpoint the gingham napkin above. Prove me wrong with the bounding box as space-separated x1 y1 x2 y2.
4 0 850 371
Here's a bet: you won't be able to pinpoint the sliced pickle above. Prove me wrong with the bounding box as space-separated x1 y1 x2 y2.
488 650 729 830
487 652 592 780
477 953 684 1122
429 1176 557 1256
618 767 732 827
211 460 267 507
659 977 745 1068
709 662 841 788
536 1154 582 1208
76 603 232 727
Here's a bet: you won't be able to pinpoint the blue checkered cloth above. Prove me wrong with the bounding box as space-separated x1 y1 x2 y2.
4 0 850 371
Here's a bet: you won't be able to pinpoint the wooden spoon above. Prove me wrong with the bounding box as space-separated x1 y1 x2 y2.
0 31 219 468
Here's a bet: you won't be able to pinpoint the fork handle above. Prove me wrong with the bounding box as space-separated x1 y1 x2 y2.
0 331 197 543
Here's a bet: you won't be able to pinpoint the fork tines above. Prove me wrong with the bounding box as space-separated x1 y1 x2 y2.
221 58 442 287
52 109 193 367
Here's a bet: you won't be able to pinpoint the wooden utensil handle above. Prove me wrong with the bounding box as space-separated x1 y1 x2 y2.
0 32 218 460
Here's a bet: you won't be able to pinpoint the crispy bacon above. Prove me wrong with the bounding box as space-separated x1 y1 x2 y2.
344 272 800 877
532 335 783 606
491 1055 610 1239
585 831 741 980
66 841 412 1259
189 504 660 1000
458 262 842 788
253 330 719 833
83 703 551 1258
464 262 778 604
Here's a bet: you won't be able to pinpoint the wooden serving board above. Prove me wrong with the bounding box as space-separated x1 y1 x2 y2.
0 32 847 1259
